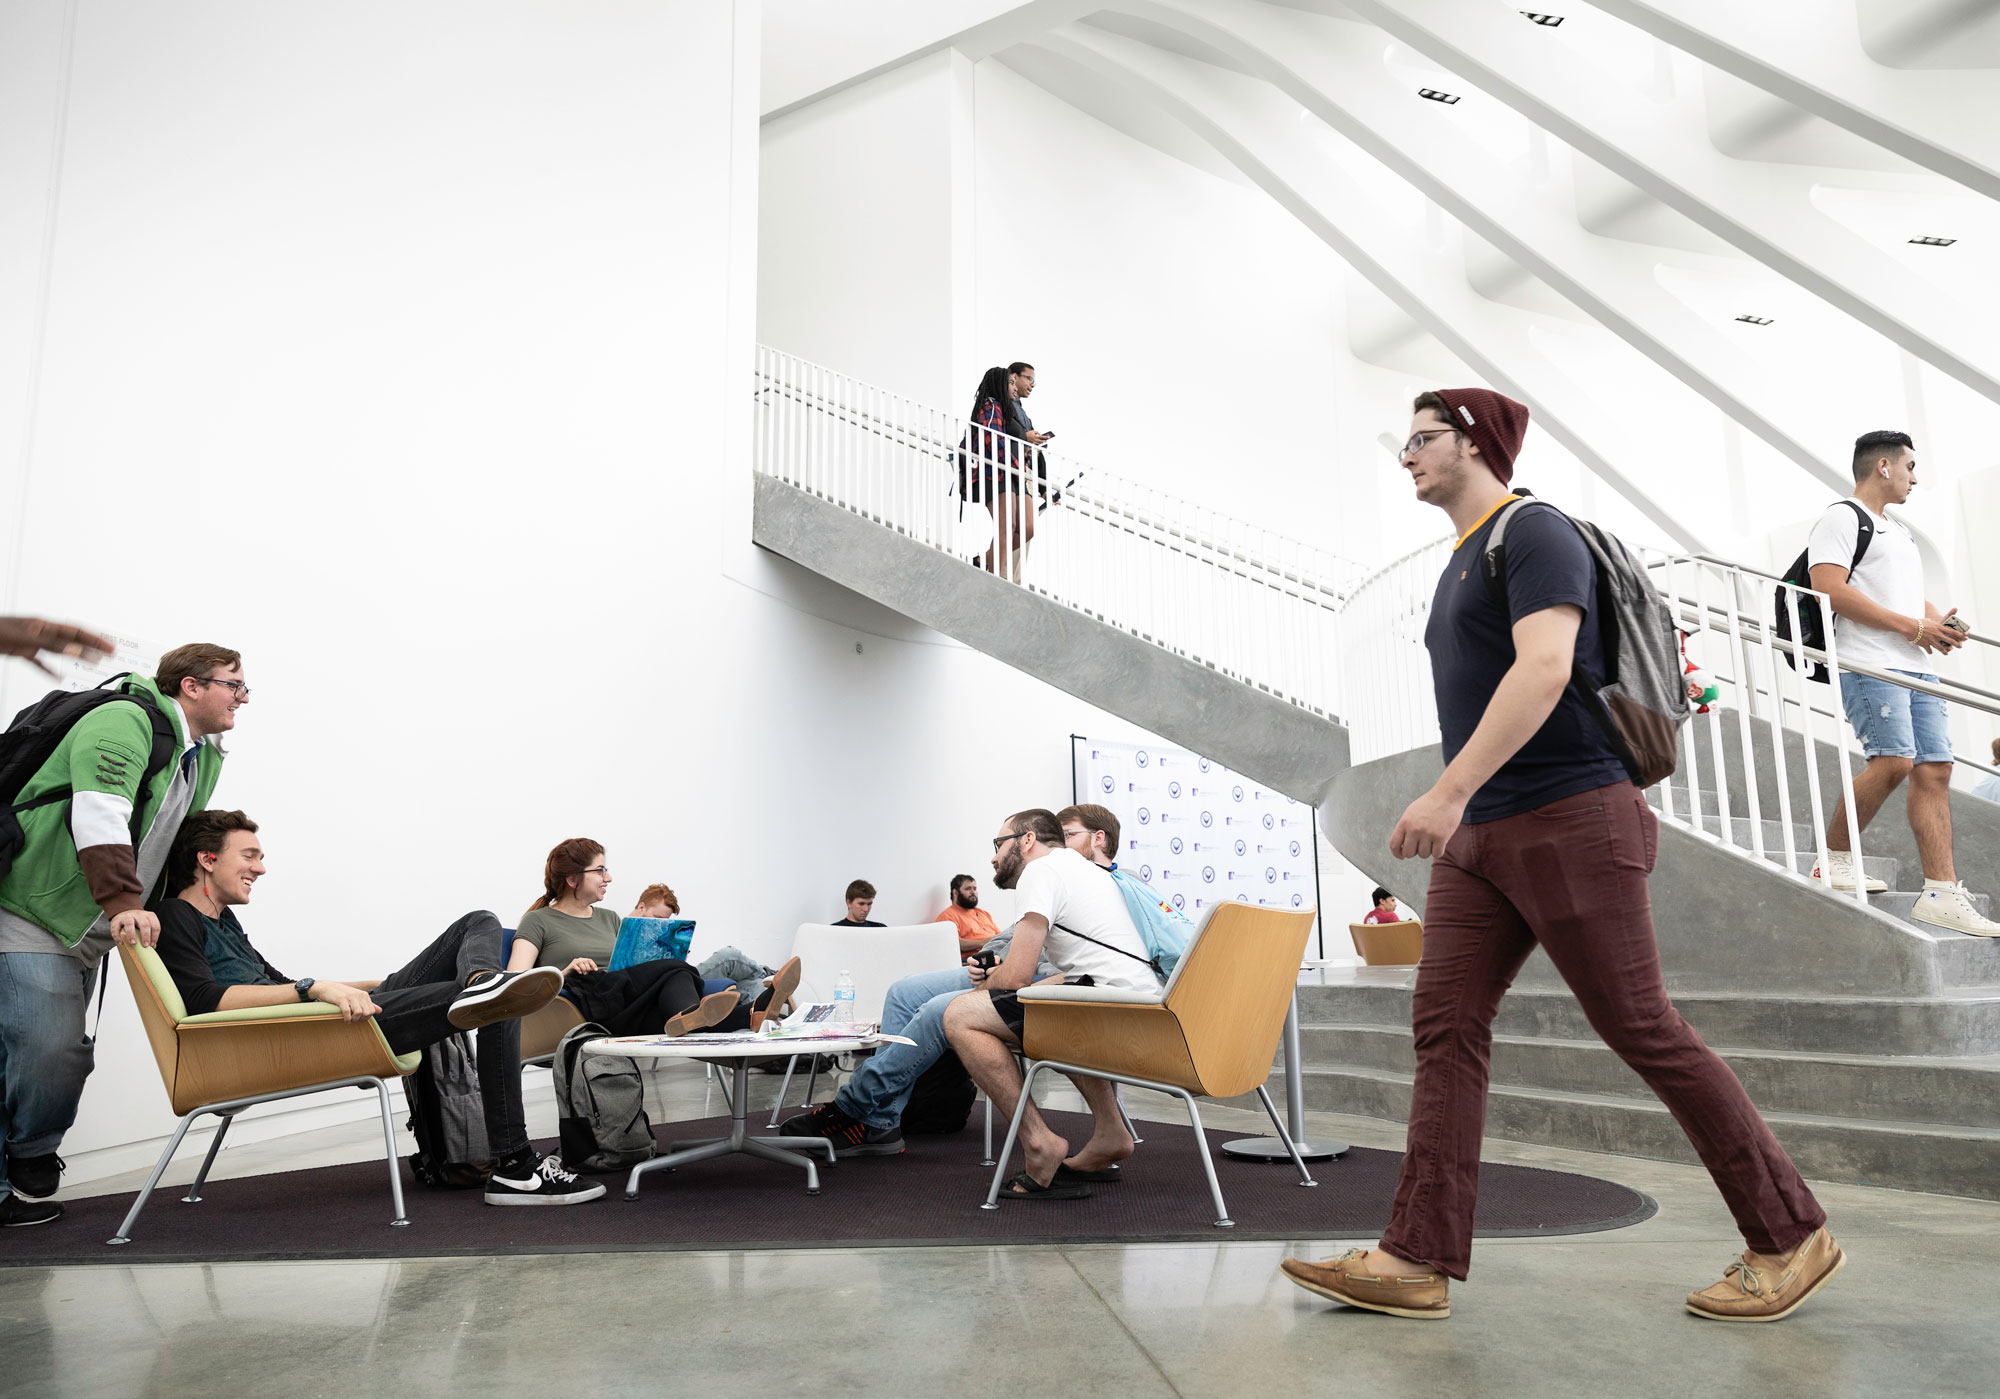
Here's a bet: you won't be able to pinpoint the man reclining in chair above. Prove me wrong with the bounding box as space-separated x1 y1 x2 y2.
154 809 605 1206
943 807 1164 1201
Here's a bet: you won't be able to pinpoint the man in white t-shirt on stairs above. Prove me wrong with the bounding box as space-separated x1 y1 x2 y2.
1806 429 1999 936
943 807 1163 1201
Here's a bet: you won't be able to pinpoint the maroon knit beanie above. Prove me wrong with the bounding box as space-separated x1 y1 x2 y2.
1433 387 1530 486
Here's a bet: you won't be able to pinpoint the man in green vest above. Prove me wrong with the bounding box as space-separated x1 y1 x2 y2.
0 642 246 1226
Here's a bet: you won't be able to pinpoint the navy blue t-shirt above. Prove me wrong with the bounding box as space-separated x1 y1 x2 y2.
1426 501 1628 823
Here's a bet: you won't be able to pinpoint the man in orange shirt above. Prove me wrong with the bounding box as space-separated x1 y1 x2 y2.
935 873 1000 955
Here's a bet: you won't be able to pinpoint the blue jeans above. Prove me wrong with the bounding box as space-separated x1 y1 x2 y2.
0 952 98 1191
1839 670 1950 763
834 966 972 1130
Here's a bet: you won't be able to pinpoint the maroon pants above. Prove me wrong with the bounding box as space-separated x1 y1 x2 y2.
1378 782 1824 1280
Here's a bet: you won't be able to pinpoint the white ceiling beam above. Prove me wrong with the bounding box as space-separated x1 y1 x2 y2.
1086 0 1854 493
1331 0 2000 408
1039 24 1713 551
1591 0 2000 201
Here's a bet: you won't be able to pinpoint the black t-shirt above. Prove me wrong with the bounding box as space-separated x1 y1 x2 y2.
1426 501 1628 823
831 918 884 928
155 898 290 1017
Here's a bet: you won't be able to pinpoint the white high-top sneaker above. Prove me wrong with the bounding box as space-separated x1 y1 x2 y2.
1910 881 2000 938
1811 849 1887 894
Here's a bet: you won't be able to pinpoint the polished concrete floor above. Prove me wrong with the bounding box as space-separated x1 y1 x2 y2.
4 1060 1997 1398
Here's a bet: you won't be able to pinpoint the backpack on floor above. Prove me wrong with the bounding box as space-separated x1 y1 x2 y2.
553 1021 657 1174
1482 493 1690 788
900 1048 976 1135
1773 499 1874 684
406 1030 491 1189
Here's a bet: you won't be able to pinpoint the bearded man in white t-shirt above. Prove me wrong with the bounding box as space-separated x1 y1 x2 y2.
942 807 1162 1200
1806 429 1997 935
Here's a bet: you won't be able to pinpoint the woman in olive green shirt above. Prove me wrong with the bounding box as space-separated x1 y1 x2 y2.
507 837 792 1037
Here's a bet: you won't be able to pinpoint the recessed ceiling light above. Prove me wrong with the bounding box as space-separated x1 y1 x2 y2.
1735 314 1774 326
1520 11 1564 25
1418 88 1461 105
1908 235 1957 247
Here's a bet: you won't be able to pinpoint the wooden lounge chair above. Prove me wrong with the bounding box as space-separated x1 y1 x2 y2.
109 942 422 1245
983 903 1320 1226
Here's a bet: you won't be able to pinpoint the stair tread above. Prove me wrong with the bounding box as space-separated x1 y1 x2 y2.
1295 1022 2000 1071
1279 1063 2000 1140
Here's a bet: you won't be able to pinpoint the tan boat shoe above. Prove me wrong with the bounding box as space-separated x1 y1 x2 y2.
664 989 740 1037
1280 1248 1450 1319
1685 1227 1844 1322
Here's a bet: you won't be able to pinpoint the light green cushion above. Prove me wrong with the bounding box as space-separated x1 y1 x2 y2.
178 1001 346 1025
131 944 188 1021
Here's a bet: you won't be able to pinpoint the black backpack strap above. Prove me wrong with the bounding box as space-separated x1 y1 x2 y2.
1051 919 1163 977
1840 498 1875 575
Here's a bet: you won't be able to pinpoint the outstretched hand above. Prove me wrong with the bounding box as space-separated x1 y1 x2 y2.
0 617 115 678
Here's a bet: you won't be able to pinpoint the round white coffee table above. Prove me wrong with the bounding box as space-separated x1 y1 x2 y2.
581 1035 878 1197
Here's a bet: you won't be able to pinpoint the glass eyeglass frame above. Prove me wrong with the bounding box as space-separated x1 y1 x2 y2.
1402 428 1461 458
196 676 252 701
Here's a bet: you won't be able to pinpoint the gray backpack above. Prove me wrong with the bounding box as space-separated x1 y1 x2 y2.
552 1022 657 1174
1484 494 1690 788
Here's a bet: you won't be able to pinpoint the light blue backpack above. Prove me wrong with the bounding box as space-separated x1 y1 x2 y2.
1108 866 1192 979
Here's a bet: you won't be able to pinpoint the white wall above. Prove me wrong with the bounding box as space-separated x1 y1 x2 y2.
0 0 1204 1183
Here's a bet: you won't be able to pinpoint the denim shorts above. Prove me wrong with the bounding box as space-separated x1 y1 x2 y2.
1838 669 1951 763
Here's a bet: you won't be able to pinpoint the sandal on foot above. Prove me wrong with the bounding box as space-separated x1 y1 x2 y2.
1055 1163 1123 1184
999 1170 1092 1201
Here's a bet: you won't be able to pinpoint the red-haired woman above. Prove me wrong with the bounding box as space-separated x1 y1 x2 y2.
507 837 796 1037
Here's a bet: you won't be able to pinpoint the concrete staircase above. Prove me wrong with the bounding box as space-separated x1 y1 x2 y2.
755 463 2000 1199
1314 743 2000 1200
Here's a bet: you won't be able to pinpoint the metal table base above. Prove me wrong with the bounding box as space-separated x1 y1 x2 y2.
625 1057 836 1198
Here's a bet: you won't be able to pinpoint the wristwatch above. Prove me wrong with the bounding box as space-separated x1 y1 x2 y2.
295 977 316 1003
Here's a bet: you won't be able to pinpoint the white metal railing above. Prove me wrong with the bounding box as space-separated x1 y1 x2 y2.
1331 535 1451 765
1648 554 1869 907
753 346 1364 718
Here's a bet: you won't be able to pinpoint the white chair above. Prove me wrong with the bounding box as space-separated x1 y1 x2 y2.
766 921 960 1124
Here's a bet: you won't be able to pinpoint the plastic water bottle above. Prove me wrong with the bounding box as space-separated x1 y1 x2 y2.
833 971 857 1023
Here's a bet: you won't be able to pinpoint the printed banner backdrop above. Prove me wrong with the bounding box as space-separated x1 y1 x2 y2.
1071 736 1321 943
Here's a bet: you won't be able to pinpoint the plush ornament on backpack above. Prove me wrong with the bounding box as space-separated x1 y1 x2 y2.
1684 663 1718 714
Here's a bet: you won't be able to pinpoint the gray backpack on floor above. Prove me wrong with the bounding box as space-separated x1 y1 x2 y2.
553 1022 657 1174
407 1030 491 1189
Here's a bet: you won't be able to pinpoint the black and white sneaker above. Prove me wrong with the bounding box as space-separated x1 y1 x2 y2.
0 1191 63 1227
449 967 563 1030
5 1151 62 1200
483 1155 606 1207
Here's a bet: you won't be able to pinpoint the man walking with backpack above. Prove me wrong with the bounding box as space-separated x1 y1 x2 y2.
1803 430 1997 935
0 644 244 1225
1279 390 1839 1321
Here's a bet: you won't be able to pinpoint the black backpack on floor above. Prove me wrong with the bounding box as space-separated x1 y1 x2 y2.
900 1049 976 1135
406 1030 491 1189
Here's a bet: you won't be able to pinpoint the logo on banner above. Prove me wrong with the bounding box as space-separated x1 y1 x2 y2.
1167 781 1181 799
1292 894 1304 907
1262 813 1275 830
1199 811 1213 828
1170 837 1184 854
1234 839 1246 856
1290 841 1301 857
1140 865 1154 881
1100 775 1115 794
1232 785 1245 802
1136 807 1152 825
1201 866 1216 884
1172 893 1186 911
1135 751 1149 767
1265 867 1277 884
1198 758 1211 773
